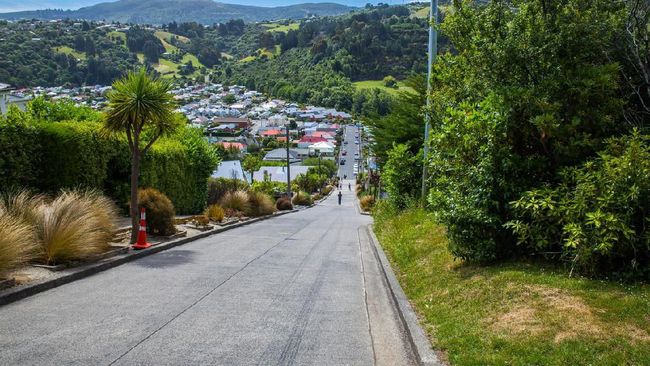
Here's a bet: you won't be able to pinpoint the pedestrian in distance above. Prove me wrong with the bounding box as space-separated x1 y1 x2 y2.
338 191 343 205
348 183 351 191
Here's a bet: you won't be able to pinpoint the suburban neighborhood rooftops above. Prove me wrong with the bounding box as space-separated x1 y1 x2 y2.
211 160 246 180
264 148 300 161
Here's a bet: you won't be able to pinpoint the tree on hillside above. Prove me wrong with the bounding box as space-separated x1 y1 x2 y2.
143 40 161 64
242 154 262 184
104 69 178 243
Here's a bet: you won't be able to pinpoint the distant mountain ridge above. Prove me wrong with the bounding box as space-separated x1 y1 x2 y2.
0 0 356 24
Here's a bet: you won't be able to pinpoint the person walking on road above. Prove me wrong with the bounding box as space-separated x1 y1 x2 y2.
338 191 343 205
348 183 351 191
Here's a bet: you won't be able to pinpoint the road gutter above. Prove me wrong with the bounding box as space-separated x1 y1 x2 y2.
365 225 443 366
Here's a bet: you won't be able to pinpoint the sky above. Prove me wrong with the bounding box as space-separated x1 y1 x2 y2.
0 0 420 13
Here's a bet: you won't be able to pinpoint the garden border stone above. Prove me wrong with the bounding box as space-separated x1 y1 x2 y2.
0 209 298 307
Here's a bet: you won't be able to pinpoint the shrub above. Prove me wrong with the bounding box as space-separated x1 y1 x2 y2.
0 209 38 277
292 191 313 206
428 100 523 262
381 144 421 208
250 180 287 197
220 190 251 213
246 191 276 217
322 185 333 196
0 108 41 190
138 188 176 236
276 196 293 211
507 134 650 279
204 204 225 222
360 195 376 212
208 178 248 205
34 190 117 265
312 193 322 201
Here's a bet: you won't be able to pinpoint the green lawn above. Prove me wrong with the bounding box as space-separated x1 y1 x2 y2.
261 22 299 33
106 31 126 44
373 204 650 366
239 47 279 63
52 46 86 60
154 31 190 44
412 6 430 18
353 79 415 96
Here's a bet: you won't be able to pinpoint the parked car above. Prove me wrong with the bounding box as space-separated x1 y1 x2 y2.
340 159 346 165
342 151 347 156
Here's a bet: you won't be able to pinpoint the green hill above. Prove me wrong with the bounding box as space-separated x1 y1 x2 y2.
0 0 355 24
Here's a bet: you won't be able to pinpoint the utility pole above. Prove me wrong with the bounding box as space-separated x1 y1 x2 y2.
285 124 292 198
317 150 322 194
421 0 438 204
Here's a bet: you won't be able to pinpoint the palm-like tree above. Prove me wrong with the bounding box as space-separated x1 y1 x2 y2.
104 69 178 243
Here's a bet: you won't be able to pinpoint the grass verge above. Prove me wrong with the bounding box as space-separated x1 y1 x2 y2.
373 203 650 365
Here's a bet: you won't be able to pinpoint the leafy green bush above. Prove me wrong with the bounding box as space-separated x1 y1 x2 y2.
141 127 219 214
250 180 286 197
428 100 528 262
246 191 276 217
302 158 337 176
204 204 225 222
507 134 650 279
138 188 176 236
220 190 251 213
207 178 249 205
294 170 327 193
381 144 421 208
276 196 293 211
292 191 313 206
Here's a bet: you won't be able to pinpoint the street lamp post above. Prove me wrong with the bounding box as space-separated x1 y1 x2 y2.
285 124 292 198
421 0 438 203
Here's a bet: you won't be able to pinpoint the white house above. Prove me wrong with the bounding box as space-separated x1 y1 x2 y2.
308 141 336 156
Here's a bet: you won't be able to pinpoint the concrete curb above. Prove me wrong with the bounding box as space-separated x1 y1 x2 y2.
0 209 298 307
365 225 443 366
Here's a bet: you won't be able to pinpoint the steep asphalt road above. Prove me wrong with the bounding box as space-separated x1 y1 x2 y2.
0 187 416 365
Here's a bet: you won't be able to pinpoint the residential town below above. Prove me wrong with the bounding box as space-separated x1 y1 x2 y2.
0 80 356 185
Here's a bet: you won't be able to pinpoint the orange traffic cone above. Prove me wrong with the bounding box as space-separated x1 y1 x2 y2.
132 207 151 250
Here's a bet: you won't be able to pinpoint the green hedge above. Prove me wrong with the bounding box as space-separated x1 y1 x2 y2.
0 107 41 190
0 107 218 214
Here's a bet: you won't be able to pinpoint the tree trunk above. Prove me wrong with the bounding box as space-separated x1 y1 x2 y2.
129 150 141 244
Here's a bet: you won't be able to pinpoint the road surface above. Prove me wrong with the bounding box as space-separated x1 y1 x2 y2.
338 125 362 180
0 165 416 365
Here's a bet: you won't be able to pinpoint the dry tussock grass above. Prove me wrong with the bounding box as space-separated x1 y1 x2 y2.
2 190 117 266
36 190 117 264
0 209 38 277
204 204 225 222
220 190 251 213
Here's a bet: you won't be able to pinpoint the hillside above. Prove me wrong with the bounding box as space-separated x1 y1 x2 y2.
0 0 355 24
